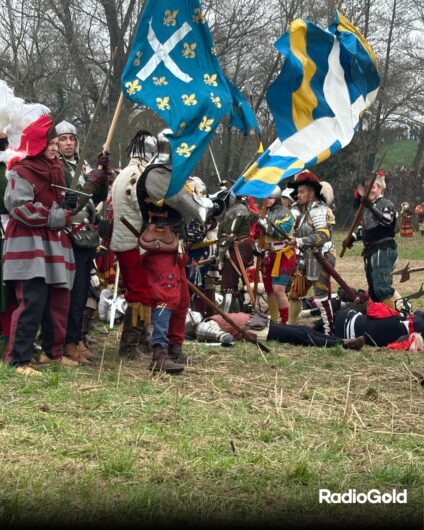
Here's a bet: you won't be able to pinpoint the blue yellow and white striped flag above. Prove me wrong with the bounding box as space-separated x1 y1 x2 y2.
121 0 258 199
231 11 380 198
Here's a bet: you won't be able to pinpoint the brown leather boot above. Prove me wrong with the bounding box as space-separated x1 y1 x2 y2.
64 343 92 365
77 341 96 360
39 352 79 366
119 307 150 358
168 344 198 365
342 335 365 351
149 345 184 374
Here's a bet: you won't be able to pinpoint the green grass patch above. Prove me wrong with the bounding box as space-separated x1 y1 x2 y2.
1 243 424 527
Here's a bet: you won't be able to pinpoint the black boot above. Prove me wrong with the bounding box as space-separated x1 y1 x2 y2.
81 307 96 343
168 343 199 365
149 345 185 374
119 307 149 359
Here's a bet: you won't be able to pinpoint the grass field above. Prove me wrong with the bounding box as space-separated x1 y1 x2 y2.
376 139 418 170
1 231 424 529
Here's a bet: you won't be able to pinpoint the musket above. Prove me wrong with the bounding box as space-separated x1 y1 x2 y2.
187 280 270 353
312 249 357 302
392 262 424 283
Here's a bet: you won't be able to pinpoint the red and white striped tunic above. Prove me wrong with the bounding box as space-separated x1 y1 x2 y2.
3 156 76 290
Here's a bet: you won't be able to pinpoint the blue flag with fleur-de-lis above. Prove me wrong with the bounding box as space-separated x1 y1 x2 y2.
122 0 258 198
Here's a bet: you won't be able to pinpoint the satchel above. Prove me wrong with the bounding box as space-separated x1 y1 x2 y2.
66 224 100 249
288 271 309 300
139 223 178 252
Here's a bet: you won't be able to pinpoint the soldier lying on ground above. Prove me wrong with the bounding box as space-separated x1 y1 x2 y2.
186 310 365 350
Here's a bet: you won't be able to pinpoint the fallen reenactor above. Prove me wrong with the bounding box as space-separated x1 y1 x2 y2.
333 302 424 348
186 310 365 350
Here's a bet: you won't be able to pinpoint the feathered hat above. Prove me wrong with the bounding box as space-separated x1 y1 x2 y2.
319 181 334 206
3 115 56 169
0 80 51 169
290 170 322 197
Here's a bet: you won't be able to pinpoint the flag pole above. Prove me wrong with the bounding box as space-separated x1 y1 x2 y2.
208 145 222 184
71 47 118 190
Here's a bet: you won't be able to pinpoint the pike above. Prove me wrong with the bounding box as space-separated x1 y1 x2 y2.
340 174 376 258
340 151 388 258
119 215 270 353
253 199 267 302
71 47 118 190
392 262 424 283
232 239 256 306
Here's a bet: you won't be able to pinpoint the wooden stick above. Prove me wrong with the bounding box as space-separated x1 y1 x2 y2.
232 240 256 306
253 199 267 303
102 92 124 157
71 47 118 189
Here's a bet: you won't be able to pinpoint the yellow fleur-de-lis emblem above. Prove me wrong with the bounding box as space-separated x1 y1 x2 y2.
153 76 168 86
204 73 218 87
163 9 178 26
210 93 222 108
192 7 206 24
176 143 196 158
125 80 142 96
211 46 217 56
182 42 197 59
156 97 170 111
199 116 214 132
182 94 197 106
133 51 142 67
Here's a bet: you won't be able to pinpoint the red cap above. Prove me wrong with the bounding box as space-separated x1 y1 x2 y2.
17 115 55 158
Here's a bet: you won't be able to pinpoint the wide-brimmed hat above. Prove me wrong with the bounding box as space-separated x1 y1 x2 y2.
290 170 322 197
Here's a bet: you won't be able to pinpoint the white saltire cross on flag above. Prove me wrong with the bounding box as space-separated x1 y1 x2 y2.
136 19 193 83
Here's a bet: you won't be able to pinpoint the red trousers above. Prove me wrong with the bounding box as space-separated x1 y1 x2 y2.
115 247 146 303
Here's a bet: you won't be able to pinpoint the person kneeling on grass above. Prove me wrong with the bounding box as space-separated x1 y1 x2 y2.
192 311 365 350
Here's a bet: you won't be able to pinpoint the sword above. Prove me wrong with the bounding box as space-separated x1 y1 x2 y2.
51 184 93 198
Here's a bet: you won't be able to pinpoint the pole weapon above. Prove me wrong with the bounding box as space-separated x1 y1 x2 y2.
119 215 270 353
71 47 118 190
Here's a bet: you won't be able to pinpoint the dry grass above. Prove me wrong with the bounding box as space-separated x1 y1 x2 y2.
0 231 423 528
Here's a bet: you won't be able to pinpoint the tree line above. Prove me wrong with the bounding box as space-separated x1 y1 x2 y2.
1 0 423 220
